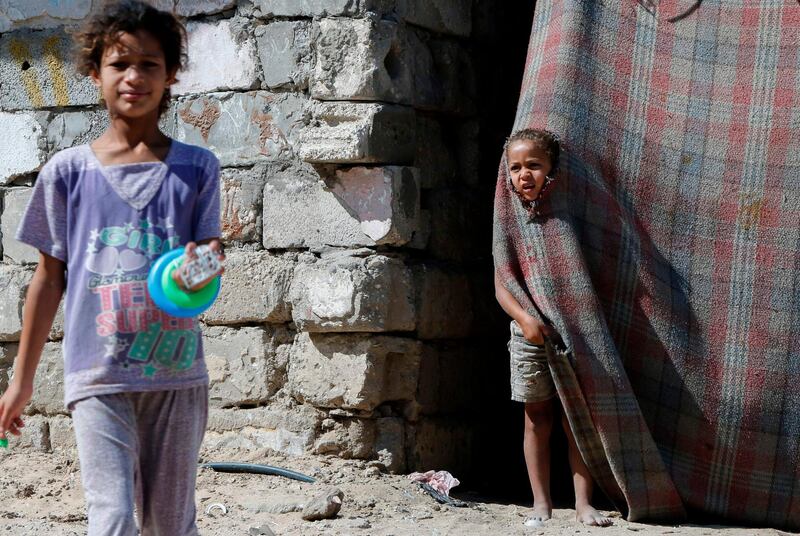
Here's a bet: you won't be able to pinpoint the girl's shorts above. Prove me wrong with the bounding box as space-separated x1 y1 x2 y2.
508 321 556 403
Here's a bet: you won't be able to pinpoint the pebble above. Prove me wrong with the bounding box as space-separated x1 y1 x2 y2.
302 487 344 521
523 518 544 528
363 467 381 478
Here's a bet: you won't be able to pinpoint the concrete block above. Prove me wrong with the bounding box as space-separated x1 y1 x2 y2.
175 0 236 16
204 404 324 456
412 264 472 339
203 325 292 407
0 343 18 393
173 20 259 96
455 120 480 186
202 250 294 324
25 341 64 415
47 414 76 452
290 252 415 332
399 0 472 37
0 0 91 32
427 38 476 114
0 28 98 110
1 188 38 264
141 0 175 11
0 113 45 183
255 0 469 36
310 19 471 113
288 332 421 411
255 21 312 90
331 166 421 245
254 0 385 17
0 264 32 341
0 342 16 366
313 417 375 458
311 18 413 105
6 414 49 452
262 163 420 248
374 417 405 472
425 188 477 261
293 101 415 164
262 161 370 249
220 166 266 244
46 110 109 154
415 116 456 189
171 91 305 167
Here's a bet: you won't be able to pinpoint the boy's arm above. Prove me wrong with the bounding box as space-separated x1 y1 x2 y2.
0 252 65 440
494 270 551 345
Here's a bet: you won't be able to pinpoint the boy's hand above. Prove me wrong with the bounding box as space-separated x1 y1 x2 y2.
519 315 546 345
519 315 561 346
172 240 225 292
0 380 32 441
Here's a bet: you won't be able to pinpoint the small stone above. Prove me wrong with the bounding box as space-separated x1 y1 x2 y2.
302 487 344 521
524 518 544 528
249 526 276 536
363 466 381 478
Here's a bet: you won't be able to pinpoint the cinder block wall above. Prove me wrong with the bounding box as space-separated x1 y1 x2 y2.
0 0 489 473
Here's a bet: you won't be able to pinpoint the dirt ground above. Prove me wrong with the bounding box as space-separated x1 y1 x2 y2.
0 448 793 535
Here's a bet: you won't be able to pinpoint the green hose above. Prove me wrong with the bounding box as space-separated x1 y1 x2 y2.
200 462 315 483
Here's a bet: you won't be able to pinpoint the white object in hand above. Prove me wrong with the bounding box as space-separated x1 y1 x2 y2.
179 244 222 290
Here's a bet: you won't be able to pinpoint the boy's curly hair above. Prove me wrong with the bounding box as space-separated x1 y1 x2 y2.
74 0 187 115
504 128 561 173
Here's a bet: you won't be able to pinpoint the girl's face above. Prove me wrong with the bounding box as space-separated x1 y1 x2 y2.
507 139 553 202
91 30 175 120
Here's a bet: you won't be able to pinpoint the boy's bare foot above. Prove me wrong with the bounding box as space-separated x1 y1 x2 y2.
524 503 552 527
576 504 613 526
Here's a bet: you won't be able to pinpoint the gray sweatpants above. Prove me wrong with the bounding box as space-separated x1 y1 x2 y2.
71 385 208 536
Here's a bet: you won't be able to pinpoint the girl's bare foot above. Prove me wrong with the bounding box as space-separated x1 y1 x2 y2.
576 504 613 526
524 502 552 527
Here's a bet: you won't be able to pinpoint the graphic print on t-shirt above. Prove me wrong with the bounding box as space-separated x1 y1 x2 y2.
85 217 199 378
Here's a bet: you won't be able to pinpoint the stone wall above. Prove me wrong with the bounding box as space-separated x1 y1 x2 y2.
0 0 486 474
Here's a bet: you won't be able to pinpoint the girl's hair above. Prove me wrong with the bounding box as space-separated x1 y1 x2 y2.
74 0 187 115
504 128 561 172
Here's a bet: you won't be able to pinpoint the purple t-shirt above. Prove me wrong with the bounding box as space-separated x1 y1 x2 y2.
16 140 219 408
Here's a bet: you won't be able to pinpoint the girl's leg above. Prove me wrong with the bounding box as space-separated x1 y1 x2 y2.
524 400 554 520
72 394 140 536
561 412 613 526
134 385 208 536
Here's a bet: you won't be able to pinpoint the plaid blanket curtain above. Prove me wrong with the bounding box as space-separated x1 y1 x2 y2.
493 0 800 529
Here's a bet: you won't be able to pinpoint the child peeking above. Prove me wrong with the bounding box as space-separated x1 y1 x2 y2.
495 128 613 528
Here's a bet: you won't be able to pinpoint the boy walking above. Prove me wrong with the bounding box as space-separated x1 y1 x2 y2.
0 2 222 534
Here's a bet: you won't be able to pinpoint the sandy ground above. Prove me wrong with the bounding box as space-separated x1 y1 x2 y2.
0 449 793 536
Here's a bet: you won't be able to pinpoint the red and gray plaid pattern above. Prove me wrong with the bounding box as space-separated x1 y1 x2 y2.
494 0 800 530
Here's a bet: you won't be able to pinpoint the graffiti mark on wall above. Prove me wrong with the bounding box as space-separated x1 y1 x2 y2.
9 39 45 107
43 35 69 106
3 32 96 108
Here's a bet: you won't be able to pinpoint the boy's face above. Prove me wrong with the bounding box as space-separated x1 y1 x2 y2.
91 30 176 119
507 140 553 202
